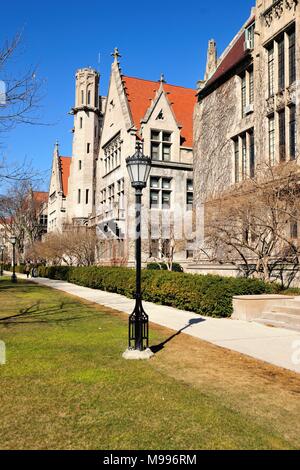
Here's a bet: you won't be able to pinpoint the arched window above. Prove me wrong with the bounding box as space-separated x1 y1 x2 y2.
87 90 91 105
81 90 84 105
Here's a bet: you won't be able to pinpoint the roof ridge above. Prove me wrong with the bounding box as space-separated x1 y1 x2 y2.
122 75 195 92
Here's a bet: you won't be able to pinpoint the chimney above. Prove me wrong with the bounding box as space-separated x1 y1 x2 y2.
205 39 217 81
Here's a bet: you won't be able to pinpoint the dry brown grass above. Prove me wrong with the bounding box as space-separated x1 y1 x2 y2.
150 325 300 447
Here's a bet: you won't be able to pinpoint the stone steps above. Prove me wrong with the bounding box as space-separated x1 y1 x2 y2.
269 305 300 316
255 310 300 332
255 317 300 332
253 296 300 332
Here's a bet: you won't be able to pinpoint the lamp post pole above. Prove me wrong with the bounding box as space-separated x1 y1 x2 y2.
10 236 17 283
133 188 145 351
123 142 153 360
0 245 4 276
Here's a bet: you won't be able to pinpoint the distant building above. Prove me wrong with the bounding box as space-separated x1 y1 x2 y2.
48 54 196 266
48 142 71 232
94 51 196 265
193 0 299 273
48 67 105 232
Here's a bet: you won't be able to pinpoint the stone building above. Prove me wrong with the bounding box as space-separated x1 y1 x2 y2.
48 67 105 232
192 0 299 274
67 68 105 227
48 142 71 232
48 52 196 266
94 51 196 266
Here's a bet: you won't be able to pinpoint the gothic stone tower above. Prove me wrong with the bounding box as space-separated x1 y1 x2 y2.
67 67 102 226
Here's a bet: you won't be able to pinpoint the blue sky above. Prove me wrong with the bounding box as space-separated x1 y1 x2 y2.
1 0 254 190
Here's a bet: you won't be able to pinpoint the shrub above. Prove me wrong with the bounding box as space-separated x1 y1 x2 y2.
37 265 278 318
147 262 183 273
3 264 26 274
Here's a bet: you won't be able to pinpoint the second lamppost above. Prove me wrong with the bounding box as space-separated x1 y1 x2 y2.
10 236 17 283
123 142 153 360
0 244 4 276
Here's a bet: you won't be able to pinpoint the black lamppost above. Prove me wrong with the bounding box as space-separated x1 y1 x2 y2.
9 236 17 283
123 142 153 360
0 244 4 276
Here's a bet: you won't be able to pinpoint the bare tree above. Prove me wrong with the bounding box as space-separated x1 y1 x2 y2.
0 181 47 261
0 32 44 183
28 228 101 267
201 162 300 288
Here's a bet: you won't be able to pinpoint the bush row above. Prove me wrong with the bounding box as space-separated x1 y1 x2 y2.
147 262 183 272
3 264 26 274
37 265 278 318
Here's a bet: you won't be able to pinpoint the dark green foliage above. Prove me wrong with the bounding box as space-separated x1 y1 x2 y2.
3 264 26 274
37 265 278 318
147 262 183 272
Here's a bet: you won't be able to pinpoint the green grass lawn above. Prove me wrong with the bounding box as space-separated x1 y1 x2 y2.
0 277 300 450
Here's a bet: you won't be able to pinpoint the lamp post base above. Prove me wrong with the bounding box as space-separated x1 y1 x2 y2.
122 348 154 361
11 274 17 283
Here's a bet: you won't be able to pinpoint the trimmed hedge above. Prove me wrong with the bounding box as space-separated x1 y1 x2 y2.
147 262 183 272
37 265 279 318
3 264 26 274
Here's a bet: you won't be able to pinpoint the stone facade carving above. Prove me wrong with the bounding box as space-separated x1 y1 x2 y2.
276 89 286 111
266 96 275 115
264 0 298 27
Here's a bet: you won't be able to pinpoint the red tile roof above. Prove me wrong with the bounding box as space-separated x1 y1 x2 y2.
59 157 71 196
206 34 247 88
204 15 255 90
122 76 196 148
32 191 48 204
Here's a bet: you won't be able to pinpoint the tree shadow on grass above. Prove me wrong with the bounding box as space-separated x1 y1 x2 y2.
150 318 206 354
0 300 101 326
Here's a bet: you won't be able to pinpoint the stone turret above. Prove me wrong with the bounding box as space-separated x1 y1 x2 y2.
67 68 102 225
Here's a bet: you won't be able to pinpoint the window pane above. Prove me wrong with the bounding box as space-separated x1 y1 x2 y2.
162 144 171 161
162 240 171 257
163 132 171 142
249 69 254 104
151 130 160 141
187 179 193 191
162 191 171 209
150 240 159 258
278 37 285 91
242 135 247 179
150 190 159 208
249 131 255 178
268 47 274 97
150 177 160 188
162 178 171 189
269 116 275 165
187 192 193 206
291 220 298 239
234 139 239 183
279 110 286 161
151 143 160 160
289 30 296 85
290 105 296 160
241 75 246 117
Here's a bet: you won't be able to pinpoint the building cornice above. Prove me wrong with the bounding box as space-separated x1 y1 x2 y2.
150 160 193 172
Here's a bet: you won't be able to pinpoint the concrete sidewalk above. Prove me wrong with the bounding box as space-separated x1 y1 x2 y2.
9 273 300 373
